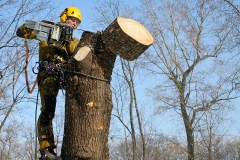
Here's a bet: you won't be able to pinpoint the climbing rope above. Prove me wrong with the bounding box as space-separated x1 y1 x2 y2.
24 38 38 94
34 89 40 160
62 68 111 82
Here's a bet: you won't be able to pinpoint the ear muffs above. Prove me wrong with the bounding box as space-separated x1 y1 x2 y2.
60 8 68 23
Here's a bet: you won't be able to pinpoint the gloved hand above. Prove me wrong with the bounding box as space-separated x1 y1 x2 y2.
16 24 36 39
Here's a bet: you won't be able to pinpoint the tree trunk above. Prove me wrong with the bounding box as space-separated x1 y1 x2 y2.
61 17 153 160
186 125 194 160
61 31 116 160
180 102 194 160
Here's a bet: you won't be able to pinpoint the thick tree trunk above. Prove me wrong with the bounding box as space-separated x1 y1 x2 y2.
61 17 153 160
61 32 116 160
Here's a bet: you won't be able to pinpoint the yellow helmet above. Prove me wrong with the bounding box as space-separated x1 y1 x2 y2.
60 6 82 23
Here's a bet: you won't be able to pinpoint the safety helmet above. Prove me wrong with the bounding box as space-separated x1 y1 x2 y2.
60 6 82 23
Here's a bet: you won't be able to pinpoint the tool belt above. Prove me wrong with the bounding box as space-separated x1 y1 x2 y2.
38 61 65 89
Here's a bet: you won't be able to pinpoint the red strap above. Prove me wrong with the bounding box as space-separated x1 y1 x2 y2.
24 37 38 93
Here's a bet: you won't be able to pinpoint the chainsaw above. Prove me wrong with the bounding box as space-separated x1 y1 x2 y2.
24 20 73 43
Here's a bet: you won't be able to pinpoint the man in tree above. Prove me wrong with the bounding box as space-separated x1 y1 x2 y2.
16 6 82 160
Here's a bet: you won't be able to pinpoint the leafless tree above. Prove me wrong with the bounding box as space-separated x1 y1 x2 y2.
139 0 240 159
120 58 146 160
110 133 187 160
110 59 147 160
194 110 230 159
0 0 56 130
222 137 240 159
222 0 240 88
0 0 61 159
93 1 147 160
22 127 36 160
0 119 23 160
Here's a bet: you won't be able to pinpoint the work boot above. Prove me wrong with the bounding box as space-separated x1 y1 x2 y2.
39 147 61 160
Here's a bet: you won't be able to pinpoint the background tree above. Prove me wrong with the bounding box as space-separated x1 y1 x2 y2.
0 0 60 159
0 0 56 130
139 0 240 159
194 110 229 160
93 1 147 160
222 0 240 87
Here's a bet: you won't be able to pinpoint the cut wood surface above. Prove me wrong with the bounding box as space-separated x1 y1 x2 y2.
74 46 91 62
73 45 93 74
102 17 154 61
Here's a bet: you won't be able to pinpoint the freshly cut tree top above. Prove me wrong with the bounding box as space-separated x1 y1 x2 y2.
117 17 154 45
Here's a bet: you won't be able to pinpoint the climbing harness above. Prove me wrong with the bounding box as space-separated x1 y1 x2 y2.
38 61 66 89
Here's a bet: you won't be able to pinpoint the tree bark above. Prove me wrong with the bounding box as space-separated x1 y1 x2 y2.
61 17 153 160
61 31 116 160
102 17 154 61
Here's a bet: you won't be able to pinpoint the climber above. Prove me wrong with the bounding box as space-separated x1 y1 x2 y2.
16 6 82 160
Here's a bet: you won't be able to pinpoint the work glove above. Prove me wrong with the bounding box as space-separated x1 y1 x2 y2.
16 24 36 39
